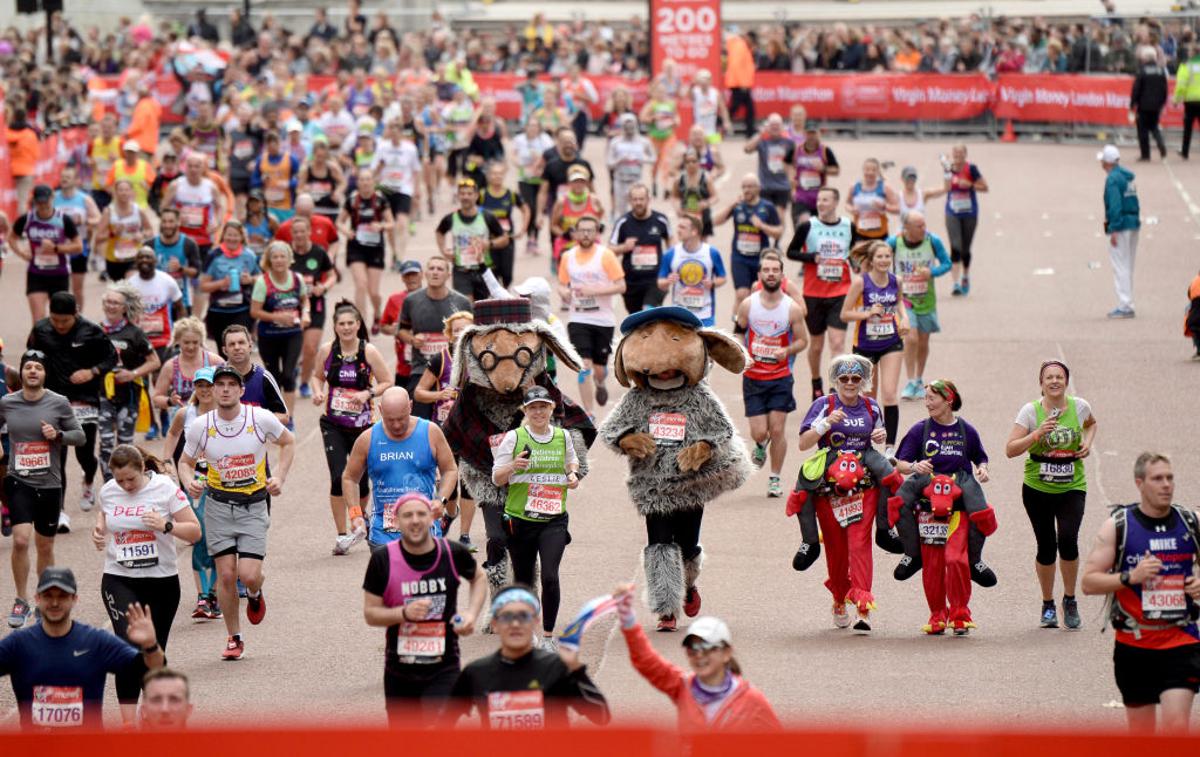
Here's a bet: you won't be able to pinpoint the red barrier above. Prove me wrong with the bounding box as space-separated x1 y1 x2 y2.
994 73 1186 127
750 72 994 121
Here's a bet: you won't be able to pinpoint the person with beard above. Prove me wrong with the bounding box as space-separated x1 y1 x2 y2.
734 251 807 498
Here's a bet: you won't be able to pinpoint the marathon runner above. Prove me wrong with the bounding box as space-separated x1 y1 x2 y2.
448 585 611 729
152 208 203 316
398 257 472 419
89 114 122 210
840 240 909 457
712 174 784 313
550 166 604 271
249 241 311 414
106 141 155 209
162 153 226 265
8 184 84 323
96 179 154 282
787 186 860 400
941 144 987 296
96 283 160 482
129 247 186 440
744 114 794 219
342 387 459 549
1005 360 1098 630
605 114 656 220
609 184 672 314
52 166 100 311
847 158 900 242
1081 453 1200 733
658 214 726 327
735 251 808 498
28 291 114 527
91 445 200 724
362 491 486 724
152 318 224 430
672 147 715 241
311 302 392 554
558 215 625 415
219 325 289 425
512 118 555 256
688 69 731 144
199 221 261 353
436 178 508 302
478 161 527 288
373 118 422 269
640 82 679 198
538 129 593 257
178 364 296 660
337 167 394 333
789 119 839 230
139 669 193 729
492 386 582 649
298 140 348 227
1 350 84 628
380 260 425 392
274 195 340 252
887 211 951 402
0 567 165 729
251 131 300 224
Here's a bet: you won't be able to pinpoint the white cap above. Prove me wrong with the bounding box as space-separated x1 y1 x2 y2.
123 139 141 152
286 119 302 133
1096 144 1120 163
682 616 731 647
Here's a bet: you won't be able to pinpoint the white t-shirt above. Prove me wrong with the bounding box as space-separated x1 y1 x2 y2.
372 139 421 195
183 405 287 498
1013 397 1093 430
317 111 357 154
127 270 183 339
101 472 191 579
492 426 579 478
512 133 555 182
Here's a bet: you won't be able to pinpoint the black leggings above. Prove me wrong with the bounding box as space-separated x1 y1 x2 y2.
482 502 507 567
320 418 370 498
258 333 303 393
507 514 570 632
646 509 703 562
59 422 98 492
1022 485 1086 565
945 214 978 270
518 182 540 237
101 573 180 704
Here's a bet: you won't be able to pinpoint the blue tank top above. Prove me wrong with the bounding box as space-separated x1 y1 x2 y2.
244 216 272 255
53 191 89 256
855 272 901 352
367 418 438 545
154 235 192 307
1116 506 1200 646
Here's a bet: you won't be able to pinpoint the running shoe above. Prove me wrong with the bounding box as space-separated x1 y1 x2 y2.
144 425 159 441
852 610 872 633
971 561 997 588
1062 596 1082 630
656 615 677 632
222 635 245 661
951 283 963 297
299 383 312 399
246 590 266 625
541 636 559 652
884 445 896 462
595 384 609 407
961 276 970 295
683 587 701 617
767 476 783 498
900 379 919 400
1040 603 1059 628
205 594 223 619
191 595 210 619
1106 308 1135 319
459 534 478 553
332 534 355 556
811 386 824 401
910 383 925 399
371 319 382 335
8 598 31 628
2 506 11 537
57 511 70 534
526 238 539 256
79 484 95 513
751 441 768 468
391 259 403 274
832 601 851 629
894 555 921 581
237 580 248 599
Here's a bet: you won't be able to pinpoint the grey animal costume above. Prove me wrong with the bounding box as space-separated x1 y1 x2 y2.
598 307 751 621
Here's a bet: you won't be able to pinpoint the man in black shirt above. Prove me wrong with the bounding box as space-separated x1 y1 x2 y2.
608 183 672 314
536 128 593 228
398 257 472 419
434 179 508 302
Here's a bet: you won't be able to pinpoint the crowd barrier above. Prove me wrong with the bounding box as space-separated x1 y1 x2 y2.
2 724 1199 753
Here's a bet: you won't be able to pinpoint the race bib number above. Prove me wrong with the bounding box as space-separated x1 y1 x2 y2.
114 529 159 568
307 183 330 200
865 319 895 338
571 292 598 312
858 213 881 231
677 286 708 310
917 511 949 546
356 224 382 246
525 484 564 517
648 413 686 443
384 168 411 187
817 258 843 282
1142 573 1188 620
766 146 786 174
140 310 167 338
114 240 138 261
799 170 822 190
71 403 99 424
631 245 658 269
233 140 254 160
457 240 484 268
488 690 545 730
497 216 512 233
750 335 782 363
13 441 52 474
264 187 287 204
417 333 448 358
395 621 446 661
34 253 61 269
329 387 364 416
949 191 973 213
214 291 244 308
736 232 761 256
831 492 864 528
216 454 257 488
901 275 928 296
31 686 83 728
180 206 205 228
1037 460 1075 484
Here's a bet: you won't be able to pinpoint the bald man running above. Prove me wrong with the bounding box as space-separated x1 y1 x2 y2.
342 388 459 549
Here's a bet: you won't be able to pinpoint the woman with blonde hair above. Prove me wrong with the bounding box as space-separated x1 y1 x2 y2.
98 282 161 482
250 240 310 414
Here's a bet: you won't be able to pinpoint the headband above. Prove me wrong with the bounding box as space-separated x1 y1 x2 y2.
1038 360 1070 384
928 380 956 404
393 492 433 512
833 357 869 378
491 587 541 615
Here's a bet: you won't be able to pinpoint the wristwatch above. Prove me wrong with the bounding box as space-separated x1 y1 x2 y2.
1119 570 1133 588
142 643 160 655
164 521 174 534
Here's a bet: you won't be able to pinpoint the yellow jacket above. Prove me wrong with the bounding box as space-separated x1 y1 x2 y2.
1174 58 1200 102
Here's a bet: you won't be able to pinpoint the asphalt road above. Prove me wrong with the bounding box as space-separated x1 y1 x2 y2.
0 136 1196 730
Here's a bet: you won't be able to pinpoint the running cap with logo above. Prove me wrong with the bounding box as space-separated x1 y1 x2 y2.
211 365 244 386
522 386 554 407
37 567 78 595
683 616 731 647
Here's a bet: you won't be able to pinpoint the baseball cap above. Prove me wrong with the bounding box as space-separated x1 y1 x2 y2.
682 616 731 647
567 165 591 182
212 365 244 385
901 165 918 180
32 184 53 202
1097 144 1120 163
37 567 78 595
399 260 423 275
522 386 554 407
193 367 216 385
286 120 302 133
123 139 140 152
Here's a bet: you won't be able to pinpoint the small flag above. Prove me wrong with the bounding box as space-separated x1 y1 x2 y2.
558 595 621 650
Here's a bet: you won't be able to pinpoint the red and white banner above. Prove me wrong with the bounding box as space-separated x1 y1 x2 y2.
749 72 994 121
650 0 722 82
994 73 1185 127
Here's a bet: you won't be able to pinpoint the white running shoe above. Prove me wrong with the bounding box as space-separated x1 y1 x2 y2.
832 601 851 629
853 608 872 633
57 511 71 534
79 485 95 513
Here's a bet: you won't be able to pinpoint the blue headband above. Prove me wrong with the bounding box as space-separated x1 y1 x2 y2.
491 587 541 615
834 359 868 378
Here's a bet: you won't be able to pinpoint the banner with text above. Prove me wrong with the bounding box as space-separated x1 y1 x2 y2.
749 72 994 121
650 0 722 82
994 73 1185 127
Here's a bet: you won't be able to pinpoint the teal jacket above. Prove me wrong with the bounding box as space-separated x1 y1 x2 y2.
1103 165 1140 233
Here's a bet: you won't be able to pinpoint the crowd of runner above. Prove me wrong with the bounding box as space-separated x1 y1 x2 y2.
0 5 1197 736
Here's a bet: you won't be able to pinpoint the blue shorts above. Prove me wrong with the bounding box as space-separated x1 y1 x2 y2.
911 310 941 334
267 207 295 224
742 375 797 417
730 253 760 290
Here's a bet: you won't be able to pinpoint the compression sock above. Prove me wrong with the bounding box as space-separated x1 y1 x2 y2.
884 404 899 445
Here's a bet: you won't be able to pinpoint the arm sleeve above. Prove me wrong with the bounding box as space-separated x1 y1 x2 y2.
380 295 403 326
63 215 80 240
100 630 141 674
711 249 727 277
657 249 674 278
1013 403 1036 430
787 222 813 262
1104 179 1122 227
435 215 453 235
928 234 952 276
619 624 687 698
184 238 203 270
894 424 922 463
58 398 85 446
0 633 14 677
608 217 625 246
551 663 611 725
484 213 504 236
600 249 624 280
825 147 838 168
182 416 204 458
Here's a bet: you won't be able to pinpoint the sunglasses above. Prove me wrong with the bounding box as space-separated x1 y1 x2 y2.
494 610 536 625
836 375 864 385
684 639 724 654
22 350 46 361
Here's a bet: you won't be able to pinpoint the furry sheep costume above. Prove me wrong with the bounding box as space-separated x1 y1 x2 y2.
441 298 596 603
598 307 752 625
